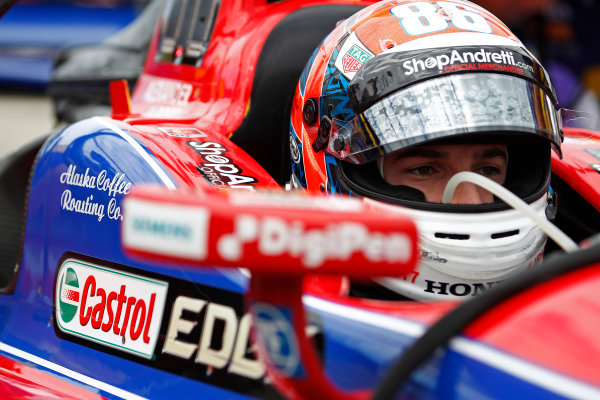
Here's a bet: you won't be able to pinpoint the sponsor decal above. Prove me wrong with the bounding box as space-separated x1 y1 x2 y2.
402 48 533 76
54 255 284 398
217 214 413 268
342 44 371 73
122 198 210 260
187 141 258 190
349 45 550 113
123 193 416 273
58 267 80 323
157 126 206 138
162 296 265 380
528 249 545 268
59 164 132 222
252 303 303 378
421 250 543 297
335 31 375 80
55 259 168 358
143 79 193 106
424 279 503 297
420 250 447 263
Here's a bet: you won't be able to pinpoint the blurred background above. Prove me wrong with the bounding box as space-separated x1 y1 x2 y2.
0 93 52 158
1 0 600 159
0 0 153 158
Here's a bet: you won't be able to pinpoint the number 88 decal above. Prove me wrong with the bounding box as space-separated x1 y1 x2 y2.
390 1 492 36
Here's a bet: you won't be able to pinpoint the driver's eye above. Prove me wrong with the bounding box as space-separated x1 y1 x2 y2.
479 166 500 177
412 166 434 176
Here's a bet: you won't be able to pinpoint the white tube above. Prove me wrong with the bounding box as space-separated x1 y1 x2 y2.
442 172 579 253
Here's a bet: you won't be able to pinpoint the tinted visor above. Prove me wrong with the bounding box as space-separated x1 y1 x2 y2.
328 73 562 163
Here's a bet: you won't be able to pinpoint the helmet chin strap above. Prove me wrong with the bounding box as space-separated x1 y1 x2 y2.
443 172 578 253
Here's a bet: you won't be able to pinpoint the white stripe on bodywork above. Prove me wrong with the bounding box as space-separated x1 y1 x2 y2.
0 341 148 400
93 116 177 190
304 295 426 337
304 295 600 399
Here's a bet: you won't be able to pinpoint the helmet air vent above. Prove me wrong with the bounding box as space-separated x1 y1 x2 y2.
312 116 331 153
434 232 469 240
491 230 520 239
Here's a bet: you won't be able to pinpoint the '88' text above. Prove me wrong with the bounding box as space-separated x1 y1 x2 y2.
390 1 493 36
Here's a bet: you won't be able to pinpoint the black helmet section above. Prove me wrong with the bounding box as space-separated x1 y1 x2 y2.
347 45 557 115
336 135 551 212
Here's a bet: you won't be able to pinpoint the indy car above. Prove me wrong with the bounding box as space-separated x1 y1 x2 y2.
1 0 600 399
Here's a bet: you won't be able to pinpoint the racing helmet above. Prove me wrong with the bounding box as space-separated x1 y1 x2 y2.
289 0 562 301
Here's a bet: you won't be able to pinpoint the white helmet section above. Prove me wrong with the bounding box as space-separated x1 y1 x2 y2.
366 196 547 301
386 31 524 52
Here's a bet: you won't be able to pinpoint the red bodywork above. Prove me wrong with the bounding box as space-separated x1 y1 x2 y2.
0 354 108 400
466 263 600 387
552 127 600 212
130 0 377 143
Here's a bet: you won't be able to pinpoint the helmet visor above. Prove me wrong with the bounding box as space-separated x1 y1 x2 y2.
328 73 562 163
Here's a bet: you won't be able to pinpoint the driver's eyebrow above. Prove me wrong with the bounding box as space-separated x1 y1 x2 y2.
394 148 448 159
478 147 508 160
394 146 507 160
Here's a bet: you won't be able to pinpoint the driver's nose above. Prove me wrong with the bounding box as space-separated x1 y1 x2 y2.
448 181 490 205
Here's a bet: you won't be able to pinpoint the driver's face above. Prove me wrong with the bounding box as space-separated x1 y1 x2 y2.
382 143 508 204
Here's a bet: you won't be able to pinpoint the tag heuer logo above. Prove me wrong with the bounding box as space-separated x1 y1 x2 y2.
342 45 371 72
55 259 169 359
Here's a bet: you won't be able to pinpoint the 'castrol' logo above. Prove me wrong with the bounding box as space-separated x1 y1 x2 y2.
55 259 169 359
